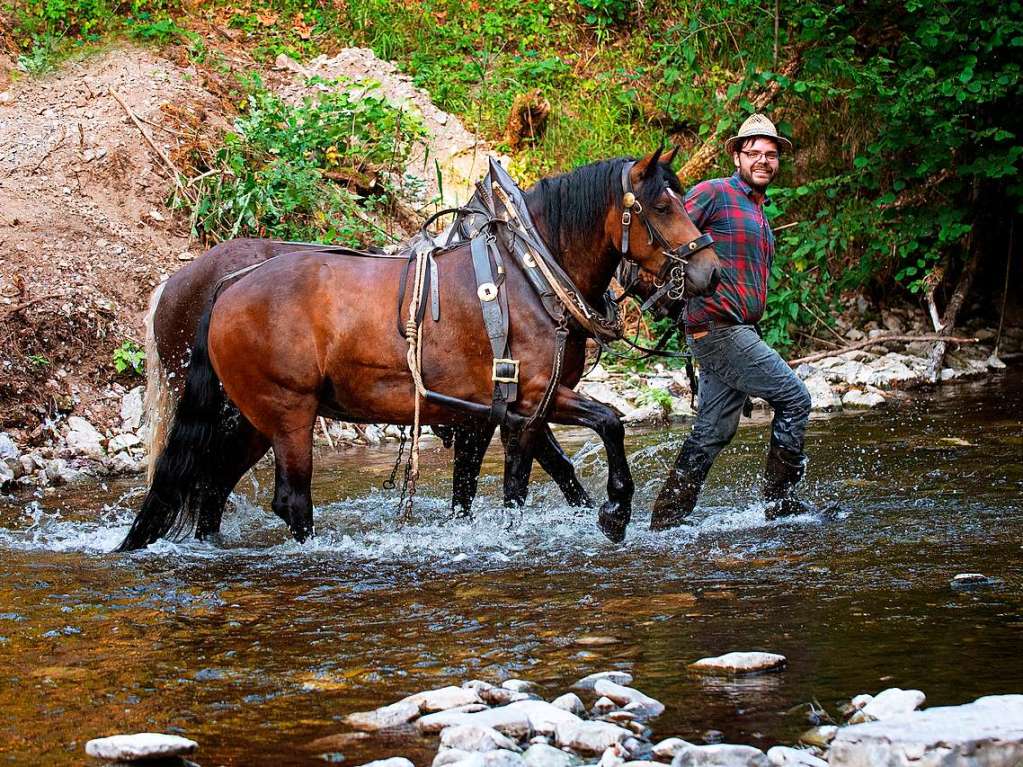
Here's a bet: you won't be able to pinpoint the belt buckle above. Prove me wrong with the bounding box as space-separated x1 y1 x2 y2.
492 358 519 384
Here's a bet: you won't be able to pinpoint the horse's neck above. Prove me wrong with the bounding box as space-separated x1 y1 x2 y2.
525 195 618 306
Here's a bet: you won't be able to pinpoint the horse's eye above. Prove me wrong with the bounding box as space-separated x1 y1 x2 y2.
654 202 670 214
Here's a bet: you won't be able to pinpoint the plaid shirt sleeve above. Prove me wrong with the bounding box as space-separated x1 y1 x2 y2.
684 181 718 230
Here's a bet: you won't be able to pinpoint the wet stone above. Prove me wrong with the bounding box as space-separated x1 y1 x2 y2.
830 694 1023 766
593 680 664 718
951 573 997 590
573 671 634 691
85 733 198 761
354 759 415 767
598 742 629 767
502 679 536 693
688 652 787 675
439 724 522 753
418 706 532 739
443 750 527 767
344 699 420 731
848 688 925 724
505 700 585 736
551 693 584 715
554 720 632 754
653 739 694 759
593 697 618 715
403 685 483 713
670 743 769 766
522 743 576 767
482 687 532 706
765 747 828 766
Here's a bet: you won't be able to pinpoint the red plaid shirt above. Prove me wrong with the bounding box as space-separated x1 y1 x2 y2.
683 171 774 331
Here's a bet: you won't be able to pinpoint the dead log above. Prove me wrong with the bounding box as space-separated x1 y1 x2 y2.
788 333 979 366
924 243 981 382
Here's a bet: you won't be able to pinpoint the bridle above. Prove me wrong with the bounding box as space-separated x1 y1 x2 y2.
618 160 715 304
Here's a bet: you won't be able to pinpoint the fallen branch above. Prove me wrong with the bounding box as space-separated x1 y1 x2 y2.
31 127 67 172
109 89 185 192
925 240 981 382
2 293 64 319
788 333 979 366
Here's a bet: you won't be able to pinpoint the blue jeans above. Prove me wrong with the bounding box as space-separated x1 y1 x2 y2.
684 324 810 460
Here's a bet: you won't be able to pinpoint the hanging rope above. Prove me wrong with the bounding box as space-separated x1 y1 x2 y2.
402 246 431 522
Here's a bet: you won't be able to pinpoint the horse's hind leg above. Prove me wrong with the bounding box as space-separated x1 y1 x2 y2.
532 424 593 508
451 422 496 517
269 416 317 543
501 425 540 507
195 415 270 541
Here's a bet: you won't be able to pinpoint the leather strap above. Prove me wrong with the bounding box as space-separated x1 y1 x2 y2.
470 234 518 422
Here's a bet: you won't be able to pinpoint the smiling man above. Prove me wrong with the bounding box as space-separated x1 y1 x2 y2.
651 113 814 530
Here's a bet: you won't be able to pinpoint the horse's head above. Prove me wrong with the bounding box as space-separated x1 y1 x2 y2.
609 148 721 298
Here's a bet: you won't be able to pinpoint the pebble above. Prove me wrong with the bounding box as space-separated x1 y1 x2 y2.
670 743 769 766
84 733 197 761
573 671 634 691
440 724 522 753
344 699 420 731
688 652 787 675
553 720 632 754
765 746 828 766
551 693 585 715
848 687 925 723
593 680 664 718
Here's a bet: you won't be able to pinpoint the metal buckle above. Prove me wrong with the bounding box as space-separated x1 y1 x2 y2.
477 282 498 301
492 358 520 384
621 210 632 226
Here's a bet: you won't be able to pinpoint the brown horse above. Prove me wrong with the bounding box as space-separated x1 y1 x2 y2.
117 149 720 551
143 242 593 525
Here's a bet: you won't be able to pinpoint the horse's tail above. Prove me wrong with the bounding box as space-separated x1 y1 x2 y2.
142 281 175 485
117 299 226 552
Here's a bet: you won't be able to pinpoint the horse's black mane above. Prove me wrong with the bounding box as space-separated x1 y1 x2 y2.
526 156 683 257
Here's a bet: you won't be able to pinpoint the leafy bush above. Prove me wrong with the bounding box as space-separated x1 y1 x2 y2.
112 340 145 376
180 77 425 246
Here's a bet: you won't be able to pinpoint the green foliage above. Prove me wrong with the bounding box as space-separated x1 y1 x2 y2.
180 77 425 245
27 354 51 368
635 385 673 417
112 340 145 376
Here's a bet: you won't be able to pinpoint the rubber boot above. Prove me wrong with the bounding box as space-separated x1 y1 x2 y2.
762 440 816 519
650 444 713 530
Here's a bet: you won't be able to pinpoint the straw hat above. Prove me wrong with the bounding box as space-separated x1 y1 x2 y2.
725 113 793 154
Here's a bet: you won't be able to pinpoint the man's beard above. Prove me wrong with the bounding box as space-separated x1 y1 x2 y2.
740 164 775 192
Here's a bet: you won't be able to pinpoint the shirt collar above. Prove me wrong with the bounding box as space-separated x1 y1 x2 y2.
729 170 770 205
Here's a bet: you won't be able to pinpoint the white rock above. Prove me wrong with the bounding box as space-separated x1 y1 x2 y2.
442 751 526 767
829 694 1023 767
588 364 611 382
0 433 18 461
108 433 142 453
483 687 533 705
841 389 885 408
688 652 787 675
850 688 925 723
765 746 827 766
952 573 996 589
623 762 665 767
356 759 415 767
554 720 632 754
850 694 873 710
798 726 837 748
120 386 144 431
598 743 628 767
344 699 421 731
440 724 522 753
403 685 483 713
0 461 13 487
593 697 618 715
670 744 769 766
84 733 197 761
437 750 473 767
653 739 694 759
464 680 495 693
506 700 585 736
522 743 577 767
551 693 585 715
987 354 1007 369
578 381 635 417
593 680 664 717
418 706 532 738
503 679 536 693
802 372 842 411
573 671 634 691
65 416 104 458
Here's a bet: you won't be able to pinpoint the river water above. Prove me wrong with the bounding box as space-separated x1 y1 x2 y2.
1 373 1021 765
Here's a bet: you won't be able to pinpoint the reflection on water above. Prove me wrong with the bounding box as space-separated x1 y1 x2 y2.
0 373 1021 765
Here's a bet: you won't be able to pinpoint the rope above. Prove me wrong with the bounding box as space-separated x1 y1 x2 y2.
402 246 431 522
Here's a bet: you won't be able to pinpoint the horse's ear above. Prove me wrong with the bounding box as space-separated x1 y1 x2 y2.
634 146 664 181
660 145 680 169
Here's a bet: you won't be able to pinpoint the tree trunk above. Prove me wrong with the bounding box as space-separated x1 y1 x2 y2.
924 242 981 382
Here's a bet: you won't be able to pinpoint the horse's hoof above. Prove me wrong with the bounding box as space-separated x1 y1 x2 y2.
565 486 595 509
597 501 629 543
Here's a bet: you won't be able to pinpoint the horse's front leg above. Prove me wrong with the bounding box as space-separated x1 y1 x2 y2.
451 422 497 517
548 387 633 543
501 423 540 507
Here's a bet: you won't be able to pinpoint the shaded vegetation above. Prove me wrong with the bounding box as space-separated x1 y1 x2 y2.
4 0 1020 354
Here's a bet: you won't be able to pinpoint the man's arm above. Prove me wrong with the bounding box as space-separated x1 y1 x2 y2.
683 180 718 231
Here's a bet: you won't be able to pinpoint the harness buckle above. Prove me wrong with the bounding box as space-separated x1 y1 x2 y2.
621 210 632 226
492 358 520 384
